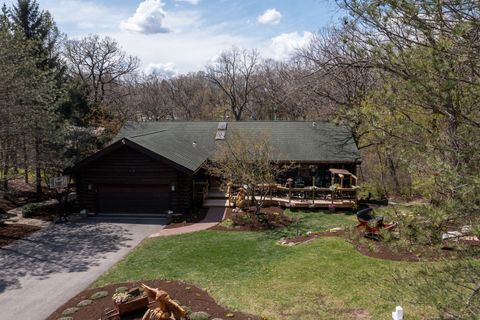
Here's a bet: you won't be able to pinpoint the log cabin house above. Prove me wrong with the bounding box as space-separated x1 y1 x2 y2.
70 121 362 215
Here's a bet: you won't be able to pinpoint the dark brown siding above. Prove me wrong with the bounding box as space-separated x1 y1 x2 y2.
177 172 193 212
75 145 192 213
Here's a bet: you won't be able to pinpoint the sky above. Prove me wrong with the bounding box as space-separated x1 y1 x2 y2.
3 0 342 75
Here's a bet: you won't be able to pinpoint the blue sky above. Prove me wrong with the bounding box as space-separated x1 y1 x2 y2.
3 0 342 74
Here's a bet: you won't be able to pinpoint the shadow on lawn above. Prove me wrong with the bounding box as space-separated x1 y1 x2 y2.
0 221 134 293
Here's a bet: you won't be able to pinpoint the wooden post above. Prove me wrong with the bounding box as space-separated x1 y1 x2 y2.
312 177 315 206
287 178 293 205
227 182 231 207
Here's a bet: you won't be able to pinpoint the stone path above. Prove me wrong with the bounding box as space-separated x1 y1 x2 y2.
149 207 226 238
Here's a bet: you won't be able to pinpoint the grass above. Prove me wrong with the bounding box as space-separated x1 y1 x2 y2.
95 210 432 319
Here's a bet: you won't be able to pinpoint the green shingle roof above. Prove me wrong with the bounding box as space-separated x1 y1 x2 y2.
114 121 362 172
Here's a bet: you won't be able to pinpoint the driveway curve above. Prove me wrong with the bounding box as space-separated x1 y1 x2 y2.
0 217 166 320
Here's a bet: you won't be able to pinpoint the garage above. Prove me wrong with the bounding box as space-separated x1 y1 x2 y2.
98 184 171 214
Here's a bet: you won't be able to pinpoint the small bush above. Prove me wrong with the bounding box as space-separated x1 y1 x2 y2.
21 203 41 218
77 299 93 307
61 307 79 316
189 311 211 320
181 305 192 315
56 317 74 320
114 286 129 293
90 290 108 300
219 218 234 228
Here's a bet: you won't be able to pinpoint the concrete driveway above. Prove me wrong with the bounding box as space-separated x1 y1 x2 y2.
0 216 166 320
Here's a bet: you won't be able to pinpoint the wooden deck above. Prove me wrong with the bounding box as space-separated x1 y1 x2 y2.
203 195 356 209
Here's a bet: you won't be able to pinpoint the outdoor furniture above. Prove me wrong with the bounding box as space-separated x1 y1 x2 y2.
294 177 305 188
356 207 396 239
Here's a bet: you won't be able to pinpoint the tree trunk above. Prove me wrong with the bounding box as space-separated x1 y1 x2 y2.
34 138 42 194
387 155 401 195
23 136 28 184
2 163 8 191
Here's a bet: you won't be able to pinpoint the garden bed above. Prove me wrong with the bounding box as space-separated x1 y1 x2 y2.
279 229 480 262
0 223 41 247
211 206 291 231
47 279 259 320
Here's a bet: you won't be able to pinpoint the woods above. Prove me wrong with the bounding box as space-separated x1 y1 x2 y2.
1 0 478 204
0 0 479 318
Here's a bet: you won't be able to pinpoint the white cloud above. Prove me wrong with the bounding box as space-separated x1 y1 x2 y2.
33 0 126 34
146 62 178 77
175 0 201 4
268 31 314 60
258 8 282 25
107 29 259 74
120 0 170 34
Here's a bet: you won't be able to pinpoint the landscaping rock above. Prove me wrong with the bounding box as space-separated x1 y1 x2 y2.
90 290 108 300
212 318 225 320
61 307 79 316
226 313 235 318
77 299 93 307
190 311 211 320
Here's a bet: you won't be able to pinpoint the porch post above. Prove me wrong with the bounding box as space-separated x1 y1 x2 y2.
287 178 293 205
312 177 316 206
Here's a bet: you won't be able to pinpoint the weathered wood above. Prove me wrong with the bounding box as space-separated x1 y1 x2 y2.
75 145 192 213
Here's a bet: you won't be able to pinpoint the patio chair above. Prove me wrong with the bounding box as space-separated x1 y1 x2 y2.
356 207 396 240
294 177 305 188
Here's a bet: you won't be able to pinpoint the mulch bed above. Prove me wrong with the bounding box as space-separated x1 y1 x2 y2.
47 279 259 320
280 230 480 262
211 206 291 232
0 224 41 247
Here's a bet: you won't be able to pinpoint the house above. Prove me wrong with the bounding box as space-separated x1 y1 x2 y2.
70 121 362 214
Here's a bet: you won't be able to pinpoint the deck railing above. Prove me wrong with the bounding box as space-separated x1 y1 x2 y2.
227 183 358 208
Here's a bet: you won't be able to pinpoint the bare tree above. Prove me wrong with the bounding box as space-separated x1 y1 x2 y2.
208 130 291 215
296 27 379 147
63 35 139 108
206 47 261 120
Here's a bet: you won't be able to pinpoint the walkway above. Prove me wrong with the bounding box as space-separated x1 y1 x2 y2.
149 207 225 238
0 217 166 320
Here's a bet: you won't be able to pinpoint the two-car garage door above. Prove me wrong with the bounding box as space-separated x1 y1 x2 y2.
98 184 170 214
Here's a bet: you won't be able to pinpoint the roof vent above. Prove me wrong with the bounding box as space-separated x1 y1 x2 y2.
312 121 317 127
192 140 197 147
216 122 228 140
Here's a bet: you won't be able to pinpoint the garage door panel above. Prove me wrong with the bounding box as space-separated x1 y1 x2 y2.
98 184 170 213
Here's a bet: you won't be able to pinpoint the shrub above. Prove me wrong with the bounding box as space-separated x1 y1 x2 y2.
77 299 92 307
90 290 108 300
219 218 234 228
114 286 129 293
112 292 131 304
21 203 41 218
61 307 79 316
189 311 211 320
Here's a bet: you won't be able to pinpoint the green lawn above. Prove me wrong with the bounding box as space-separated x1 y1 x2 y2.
95 210 432 319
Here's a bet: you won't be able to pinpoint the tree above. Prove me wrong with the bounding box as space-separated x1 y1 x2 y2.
10 0 62 69
206 47 261 120
332 0 480 316
208 129 291 215
63 35 140 116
